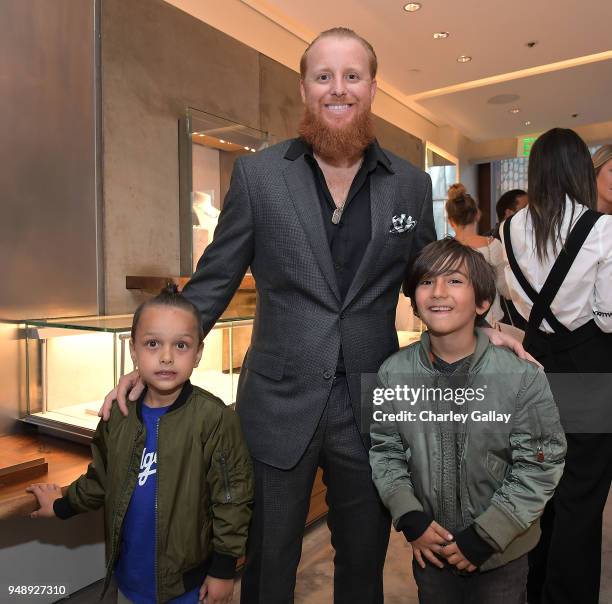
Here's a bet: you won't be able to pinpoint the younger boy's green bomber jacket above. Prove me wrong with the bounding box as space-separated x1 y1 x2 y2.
54 382 254 603
369 330 567 572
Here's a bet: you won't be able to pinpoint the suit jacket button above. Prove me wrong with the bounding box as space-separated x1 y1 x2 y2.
323 370 333 380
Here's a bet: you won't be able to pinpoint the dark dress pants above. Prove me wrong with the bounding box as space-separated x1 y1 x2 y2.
525 329 612 604
240 375 391 603
413 555 528 604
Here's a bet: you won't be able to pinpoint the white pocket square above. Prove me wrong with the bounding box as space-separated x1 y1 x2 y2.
389 214 417 234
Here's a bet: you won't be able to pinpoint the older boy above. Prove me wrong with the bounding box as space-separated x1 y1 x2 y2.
369 238 566 603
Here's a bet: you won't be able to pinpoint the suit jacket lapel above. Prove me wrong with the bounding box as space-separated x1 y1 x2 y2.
341 170 397 311
283 158 341 302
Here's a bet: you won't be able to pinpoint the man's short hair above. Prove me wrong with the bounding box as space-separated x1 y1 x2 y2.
299 27 378 79
495 189 526 221
405 238 496 318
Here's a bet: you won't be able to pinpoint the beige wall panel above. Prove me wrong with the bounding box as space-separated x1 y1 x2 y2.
373 116 424 169
101 0 260 313
259 55 303 141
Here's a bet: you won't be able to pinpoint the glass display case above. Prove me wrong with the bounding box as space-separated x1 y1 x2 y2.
20 314 253 440
179 108 271 275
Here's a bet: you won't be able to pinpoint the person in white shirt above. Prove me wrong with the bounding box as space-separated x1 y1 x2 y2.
592 144 612 215
445 191 510 327
500 127 612 604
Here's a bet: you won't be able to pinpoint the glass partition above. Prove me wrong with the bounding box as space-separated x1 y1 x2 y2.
179 108 270 274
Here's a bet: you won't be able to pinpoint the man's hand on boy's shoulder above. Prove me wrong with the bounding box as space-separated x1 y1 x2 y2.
409 520 454 570
480 326 542 367
26 483 63 518
199 576 234 604
439 542 477 572
99 370 145 420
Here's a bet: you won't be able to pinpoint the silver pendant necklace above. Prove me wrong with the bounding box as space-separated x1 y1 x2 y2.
331 204 345 225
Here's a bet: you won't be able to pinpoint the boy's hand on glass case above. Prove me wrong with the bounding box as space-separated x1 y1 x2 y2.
26 483 63 518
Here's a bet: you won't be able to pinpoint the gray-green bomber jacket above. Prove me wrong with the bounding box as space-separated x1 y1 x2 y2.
369 330 566 571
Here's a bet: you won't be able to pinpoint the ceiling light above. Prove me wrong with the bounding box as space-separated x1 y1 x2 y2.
219 139 225 143
571 113 579 118
487 93 520 105
509 108 521 114
244 146 250 151
250 149 256 153
433 32 449 39
457 55 472 63
524 120 531 126
403 3 421 12
526 41 538 48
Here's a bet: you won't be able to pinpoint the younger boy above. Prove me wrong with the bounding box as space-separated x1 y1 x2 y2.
28 287 254 604
369 238 566 603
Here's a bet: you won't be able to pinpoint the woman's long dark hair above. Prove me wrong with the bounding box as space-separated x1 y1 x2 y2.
528 128 597 261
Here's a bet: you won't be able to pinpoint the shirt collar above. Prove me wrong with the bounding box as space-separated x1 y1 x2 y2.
136 380 193 422
284 137 394 174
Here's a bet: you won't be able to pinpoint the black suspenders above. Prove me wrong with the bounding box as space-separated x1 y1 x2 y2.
502 209 602 334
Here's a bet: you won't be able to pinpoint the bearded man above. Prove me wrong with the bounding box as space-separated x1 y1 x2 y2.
101 27 527 603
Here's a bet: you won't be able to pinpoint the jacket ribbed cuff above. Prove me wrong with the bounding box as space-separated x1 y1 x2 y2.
207 552 237 580
53 496 78 520
454 525 496 567
396 511 432 542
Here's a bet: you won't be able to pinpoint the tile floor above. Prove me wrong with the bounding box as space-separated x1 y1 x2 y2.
71 490 612 603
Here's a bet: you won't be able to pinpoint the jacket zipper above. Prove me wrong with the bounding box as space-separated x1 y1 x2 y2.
219 453 232 503
155 417 161 604
104 425 143 594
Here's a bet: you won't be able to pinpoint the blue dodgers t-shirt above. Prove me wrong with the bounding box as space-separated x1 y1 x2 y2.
115 402 200 604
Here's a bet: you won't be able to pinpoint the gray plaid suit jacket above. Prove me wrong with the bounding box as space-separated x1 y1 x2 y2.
183 139 435 469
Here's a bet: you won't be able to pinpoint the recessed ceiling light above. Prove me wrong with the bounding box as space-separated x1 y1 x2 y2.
244 146 250 151
571 113 579 118
524 120 532 126
219 139 225 143
509 108 521 114
526 41 538 48
457 55 472 63
250 149 256 153
433 32 449 39
487 93 520 105
403 3 421 12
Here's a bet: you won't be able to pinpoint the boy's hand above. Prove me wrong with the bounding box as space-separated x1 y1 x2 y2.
440 542 477 572
481 327 542 367
26 483 63 518
199 576 233 604
410 520 453 569
98 370 144 420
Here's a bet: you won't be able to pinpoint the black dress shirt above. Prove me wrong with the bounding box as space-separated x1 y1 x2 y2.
284 138 393 372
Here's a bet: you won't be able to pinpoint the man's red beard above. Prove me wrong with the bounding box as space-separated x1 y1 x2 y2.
298 105 375 161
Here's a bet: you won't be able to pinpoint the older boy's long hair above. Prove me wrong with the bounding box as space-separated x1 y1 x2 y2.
405 238 496 319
